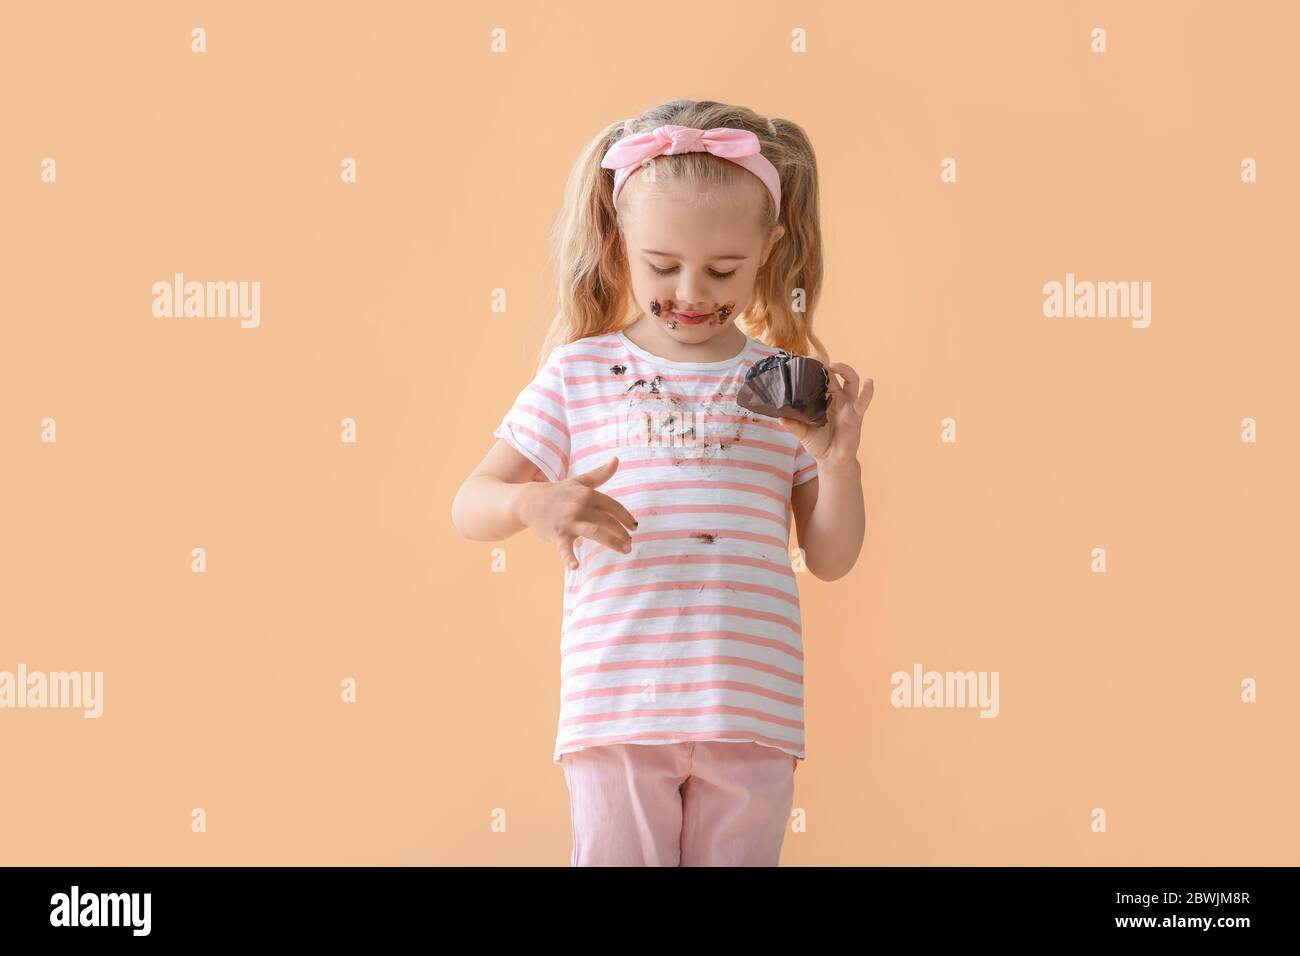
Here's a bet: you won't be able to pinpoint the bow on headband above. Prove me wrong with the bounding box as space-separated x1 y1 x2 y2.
600 124 781 214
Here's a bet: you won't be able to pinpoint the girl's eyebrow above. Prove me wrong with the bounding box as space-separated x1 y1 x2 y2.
642 248 748 261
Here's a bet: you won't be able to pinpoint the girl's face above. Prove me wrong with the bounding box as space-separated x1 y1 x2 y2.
620 176 784 349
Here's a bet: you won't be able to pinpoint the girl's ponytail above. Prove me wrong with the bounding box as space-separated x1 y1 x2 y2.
738 115 829 365
536 120 634 373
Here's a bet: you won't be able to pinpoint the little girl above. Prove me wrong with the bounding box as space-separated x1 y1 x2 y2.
452 99 873 866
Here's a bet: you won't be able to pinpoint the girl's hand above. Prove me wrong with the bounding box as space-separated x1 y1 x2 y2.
513 456 639 570
778 362 874 466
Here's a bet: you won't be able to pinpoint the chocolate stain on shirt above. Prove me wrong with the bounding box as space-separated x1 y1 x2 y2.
626 376 679 403
626 375 748 473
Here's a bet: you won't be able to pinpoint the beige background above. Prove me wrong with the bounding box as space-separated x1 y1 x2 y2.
2 0 1296 865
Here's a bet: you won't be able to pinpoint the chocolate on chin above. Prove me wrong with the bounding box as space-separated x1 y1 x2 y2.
736 352 831 426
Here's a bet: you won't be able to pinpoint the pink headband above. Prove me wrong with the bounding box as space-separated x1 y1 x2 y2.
600 124 781 215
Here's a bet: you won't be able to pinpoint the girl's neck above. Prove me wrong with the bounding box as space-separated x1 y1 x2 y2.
620 315 748 365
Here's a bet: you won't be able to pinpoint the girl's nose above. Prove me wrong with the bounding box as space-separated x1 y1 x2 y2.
676 275 711 307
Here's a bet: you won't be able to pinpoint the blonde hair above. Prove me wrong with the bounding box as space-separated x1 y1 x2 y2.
537 98 828 372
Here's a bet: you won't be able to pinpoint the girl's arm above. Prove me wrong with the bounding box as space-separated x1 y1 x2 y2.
451 440 549 541
791 464 866 582
452 442 638 567
783 362 875 582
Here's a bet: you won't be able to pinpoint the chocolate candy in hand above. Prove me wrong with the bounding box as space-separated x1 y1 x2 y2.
736 352 831 426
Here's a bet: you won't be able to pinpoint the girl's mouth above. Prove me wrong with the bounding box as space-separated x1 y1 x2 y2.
672 311 714 325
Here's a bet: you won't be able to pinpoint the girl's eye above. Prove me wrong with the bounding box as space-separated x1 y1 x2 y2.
649 264 737 280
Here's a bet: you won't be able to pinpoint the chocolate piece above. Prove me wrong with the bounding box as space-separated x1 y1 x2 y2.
649 299 662 316
736 351 830 426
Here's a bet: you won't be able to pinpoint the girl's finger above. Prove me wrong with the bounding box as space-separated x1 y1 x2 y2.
591 491 639 531
577 515 633 554
825 371 844 398
828 362 860 405
853 378 875 415
779 417 808 441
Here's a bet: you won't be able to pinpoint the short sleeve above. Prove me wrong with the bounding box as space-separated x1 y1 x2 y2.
491 348 571 482
792 443 818 487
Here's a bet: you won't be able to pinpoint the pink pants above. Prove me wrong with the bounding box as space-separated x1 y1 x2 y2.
559 740 798 866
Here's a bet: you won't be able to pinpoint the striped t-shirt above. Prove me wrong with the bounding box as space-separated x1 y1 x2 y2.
492 330 817 766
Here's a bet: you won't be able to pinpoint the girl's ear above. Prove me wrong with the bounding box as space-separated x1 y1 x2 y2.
760 225 786 267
